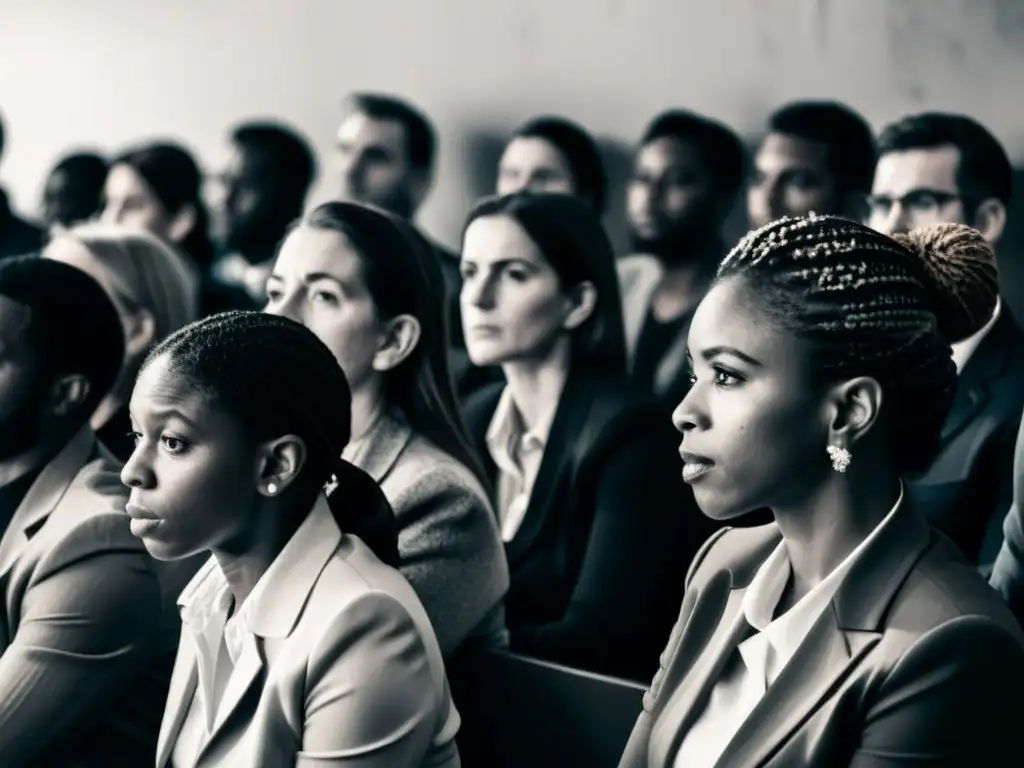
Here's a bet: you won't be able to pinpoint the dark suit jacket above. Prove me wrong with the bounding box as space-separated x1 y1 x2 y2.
464 368 718 682
0 190 44 260
908 306 1024 567
620 503 1024 767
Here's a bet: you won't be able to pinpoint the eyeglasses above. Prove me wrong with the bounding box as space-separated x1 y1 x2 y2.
865 189 961 220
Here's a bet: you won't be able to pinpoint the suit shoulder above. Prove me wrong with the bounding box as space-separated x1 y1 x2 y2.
383 434 491 513
887 538 1024 644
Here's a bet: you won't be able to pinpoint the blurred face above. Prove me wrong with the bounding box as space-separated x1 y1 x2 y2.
867 146 966 235
335 112 422 218
101 164 173 238
41 168 98 230
0 295 48 459
42 236 132 365
264 227 383 392
496 137 576 197
748 133 843 228
122 353 262 561
219 144 286 253
460 214 576 367
672 276 827 520
627 137 719 255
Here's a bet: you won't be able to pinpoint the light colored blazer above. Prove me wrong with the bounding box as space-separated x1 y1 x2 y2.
617 254 689 397
156 496 461 767
620 504 1024 767
346 409 509 657
0 426 163 766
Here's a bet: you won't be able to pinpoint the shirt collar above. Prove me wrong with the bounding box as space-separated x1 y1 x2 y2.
950 296 1001 374
485 387 557 464
178 493 342 641
741 482 905 651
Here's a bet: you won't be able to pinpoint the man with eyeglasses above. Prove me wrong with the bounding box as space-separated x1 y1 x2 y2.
869 112 1024 577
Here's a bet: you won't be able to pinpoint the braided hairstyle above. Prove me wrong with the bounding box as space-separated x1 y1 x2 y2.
717 214 999 474
142 310 400 566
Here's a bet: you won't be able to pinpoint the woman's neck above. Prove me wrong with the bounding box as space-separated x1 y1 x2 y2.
213 508 302 609
349 380 386 445
501 338 571 431
772 467 902 600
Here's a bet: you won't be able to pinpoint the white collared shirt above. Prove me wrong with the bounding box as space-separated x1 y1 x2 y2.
170 499 330 768
673 484 905 768
485 388 557 543
950 297 1001 374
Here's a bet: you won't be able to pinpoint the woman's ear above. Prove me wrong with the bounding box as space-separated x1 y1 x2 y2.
167 203 197 244
562 280 598 331
372 314 422 373
255 434 307 497
825 375 884 448
124 306 157 359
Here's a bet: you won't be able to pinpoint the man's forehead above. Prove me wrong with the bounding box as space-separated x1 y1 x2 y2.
872 146 960 193
0 294 33 345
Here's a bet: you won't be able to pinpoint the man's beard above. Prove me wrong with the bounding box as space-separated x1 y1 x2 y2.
0 386 46 461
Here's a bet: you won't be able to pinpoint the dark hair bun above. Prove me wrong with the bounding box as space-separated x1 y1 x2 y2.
891 223 999 344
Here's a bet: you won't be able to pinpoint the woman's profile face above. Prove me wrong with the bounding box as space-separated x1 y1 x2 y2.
121 353 262 561
672 275 829 520
460 214 576 367
264 227 383 393
101 164 172 239
496 137 576 198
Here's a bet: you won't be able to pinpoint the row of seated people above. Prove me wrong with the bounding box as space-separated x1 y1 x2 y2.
0 192 1023 766
3 96 1021 586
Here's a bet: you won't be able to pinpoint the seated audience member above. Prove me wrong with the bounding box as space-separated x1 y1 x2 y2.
620 217 1024 767
618 110 746 410
265 201 509 659
496 115 607 213
124 311 460 767
0 257 163 766
39 152 108 232
211 120 317 303
102 141 251 315
43 224 200 461
991 418 1024 625
335 93 477 392
460 192 715 682
747 100 876 228
0 112 44 259
868 112 1024 569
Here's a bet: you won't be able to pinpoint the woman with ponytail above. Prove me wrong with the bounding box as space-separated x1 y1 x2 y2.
122 310 459 767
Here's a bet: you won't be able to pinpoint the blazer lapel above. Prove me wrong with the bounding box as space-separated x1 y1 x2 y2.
155 639 200 768
0 427 96 579
715 502 933 768
654 326 692 397
649 580 755 767
196 635 266 763
940 310 1014 445
504 373 592 566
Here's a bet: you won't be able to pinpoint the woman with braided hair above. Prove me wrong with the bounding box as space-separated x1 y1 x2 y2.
265 200 508 661
122 311 460 767
619 216 1024 767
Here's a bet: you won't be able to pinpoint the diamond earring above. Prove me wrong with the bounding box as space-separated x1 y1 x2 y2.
267 482 278 495
826 445 851 473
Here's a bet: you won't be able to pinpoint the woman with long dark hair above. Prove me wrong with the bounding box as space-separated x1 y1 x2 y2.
265 201 509 658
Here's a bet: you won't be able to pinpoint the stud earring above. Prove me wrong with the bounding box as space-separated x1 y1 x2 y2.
826 445 851 473
267 482 278 495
